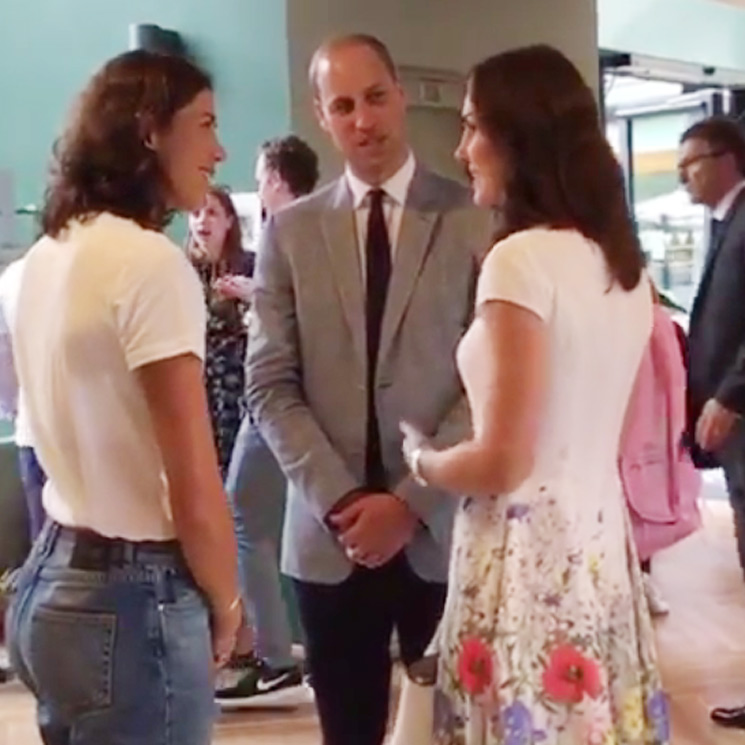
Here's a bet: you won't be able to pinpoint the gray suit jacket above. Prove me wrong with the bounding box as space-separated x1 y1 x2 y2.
245 165 491 583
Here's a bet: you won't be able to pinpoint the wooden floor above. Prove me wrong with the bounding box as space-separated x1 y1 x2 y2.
1 492 745 744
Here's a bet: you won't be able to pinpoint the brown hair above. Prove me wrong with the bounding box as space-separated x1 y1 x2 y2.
260 135 319 197
469 45 644 291
186 186 245 274
680 116 745 177
309 33 397 97
41 50 212 237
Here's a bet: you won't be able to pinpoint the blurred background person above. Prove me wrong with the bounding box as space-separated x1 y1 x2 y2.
216 134 319 709
187 186 254 478
0 257 46 542
255 135 320 218
677 116 745 730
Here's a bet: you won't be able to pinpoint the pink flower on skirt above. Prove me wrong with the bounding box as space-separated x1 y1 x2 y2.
542 645 602 704
457 636 494 696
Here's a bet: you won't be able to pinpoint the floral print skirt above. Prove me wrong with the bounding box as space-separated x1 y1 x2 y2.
434 492 670 745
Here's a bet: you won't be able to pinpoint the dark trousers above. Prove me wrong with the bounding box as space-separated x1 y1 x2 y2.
293 554 446 745
720 425 745 575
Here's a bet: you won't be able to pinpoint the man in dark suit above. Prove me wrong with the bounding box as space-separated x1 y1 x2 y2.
679 116 745 729
246 34 490 745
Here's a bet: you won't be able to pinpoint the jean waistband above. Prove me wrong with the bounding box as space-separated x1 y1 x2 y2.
43 522 186 572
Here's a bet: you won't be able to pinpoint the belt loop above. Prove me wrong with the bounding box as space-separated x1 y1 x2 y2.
155 568 176 605
38 521 60 561
24 520 59 585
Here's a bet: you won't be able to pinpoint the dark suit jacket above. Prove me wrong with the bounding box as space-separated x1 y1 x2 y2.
686 188 745 467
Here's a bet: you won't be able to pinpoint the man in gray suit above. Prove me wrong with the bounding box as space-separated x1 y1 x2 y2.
246 34 489 745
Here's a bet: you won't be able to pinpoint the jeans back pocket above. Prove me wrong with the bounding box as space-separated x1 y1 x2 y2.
29 606 116 717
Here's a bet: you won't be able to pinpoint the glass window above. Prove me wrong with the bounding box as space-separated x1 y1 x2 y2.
631 109 706 311
604 72 713 311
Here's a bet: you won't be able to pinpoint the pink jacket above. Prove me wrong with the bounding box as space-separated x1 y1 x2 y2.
619 305 702 562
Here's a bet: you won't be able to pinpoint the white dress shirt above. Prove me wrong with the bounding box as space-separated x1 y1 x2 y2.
345 152 416 283
713 179 745 221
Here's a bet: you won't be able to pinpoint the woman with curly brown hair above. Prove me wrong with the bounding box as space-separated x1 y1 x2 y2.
401 46 669 744
6 51 241 745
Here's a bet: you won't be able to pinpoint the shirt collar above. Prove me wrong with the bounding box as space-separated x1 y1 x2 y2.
713 180 745 221
345 151 416 209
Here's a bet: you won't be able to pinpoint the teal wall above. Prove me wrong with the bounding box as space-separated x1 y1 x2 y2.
0 0 292 248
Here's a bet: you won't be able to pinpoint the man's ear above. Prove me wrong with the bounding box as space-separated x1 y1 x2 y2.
266 170 281 192
314 99 330 134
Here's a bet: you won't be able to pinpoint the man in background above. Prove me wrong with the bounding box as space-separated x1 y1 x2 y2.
216 135 319 709
679 116 745 730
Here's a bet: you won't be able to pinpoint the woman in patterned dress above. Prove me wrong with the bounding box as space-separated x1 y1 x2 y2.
188 187 254 477
401 46 670 744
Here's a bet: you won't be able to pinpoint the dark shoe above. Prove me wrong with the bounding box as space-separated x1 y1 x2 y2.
711 705 745 728
215 657 311 710
225 651 258 671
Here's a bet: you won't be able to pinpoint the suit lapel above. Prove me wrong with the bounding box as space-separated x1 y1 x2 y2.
691 231 723 323
320 180 367 369
691 189 745 324
700 221 727 281
378 168 439 367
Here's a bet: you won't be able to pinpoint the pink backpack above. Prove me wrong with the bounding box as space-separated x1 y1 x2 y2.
619 305 702 562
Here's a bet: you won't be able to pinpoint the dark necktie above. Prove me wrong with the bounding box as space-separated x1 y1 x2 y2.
704 218 725 268
364 188 392 489
710 218 724 251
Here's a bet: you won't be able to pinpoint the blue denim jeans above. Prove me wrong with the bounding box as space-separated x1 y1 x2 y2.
7 522 215 745
225 416 295 668
17 446 47 541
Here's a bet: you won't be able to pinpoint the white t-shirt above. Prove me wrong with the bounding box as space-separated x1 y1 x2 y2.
14 213 206 540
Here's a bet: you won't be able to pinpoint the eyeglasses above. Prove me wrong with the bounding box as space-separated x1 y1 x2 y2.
677 150 727 172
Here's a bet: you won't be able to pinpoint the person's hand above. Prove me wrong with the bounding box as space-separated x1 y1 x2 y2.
400 421 429 465
696 398 738 452
330 493 417 568
211 598 242 670
400 420 434 484
213 275 254 302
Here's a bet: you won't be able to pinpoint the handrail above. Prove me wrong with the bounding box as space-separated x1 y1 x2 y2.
14 206 38 215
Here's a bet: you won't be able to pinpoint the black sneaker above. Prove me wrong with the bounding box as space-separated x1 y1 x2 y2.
215 657 311 709
226 651 259 671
